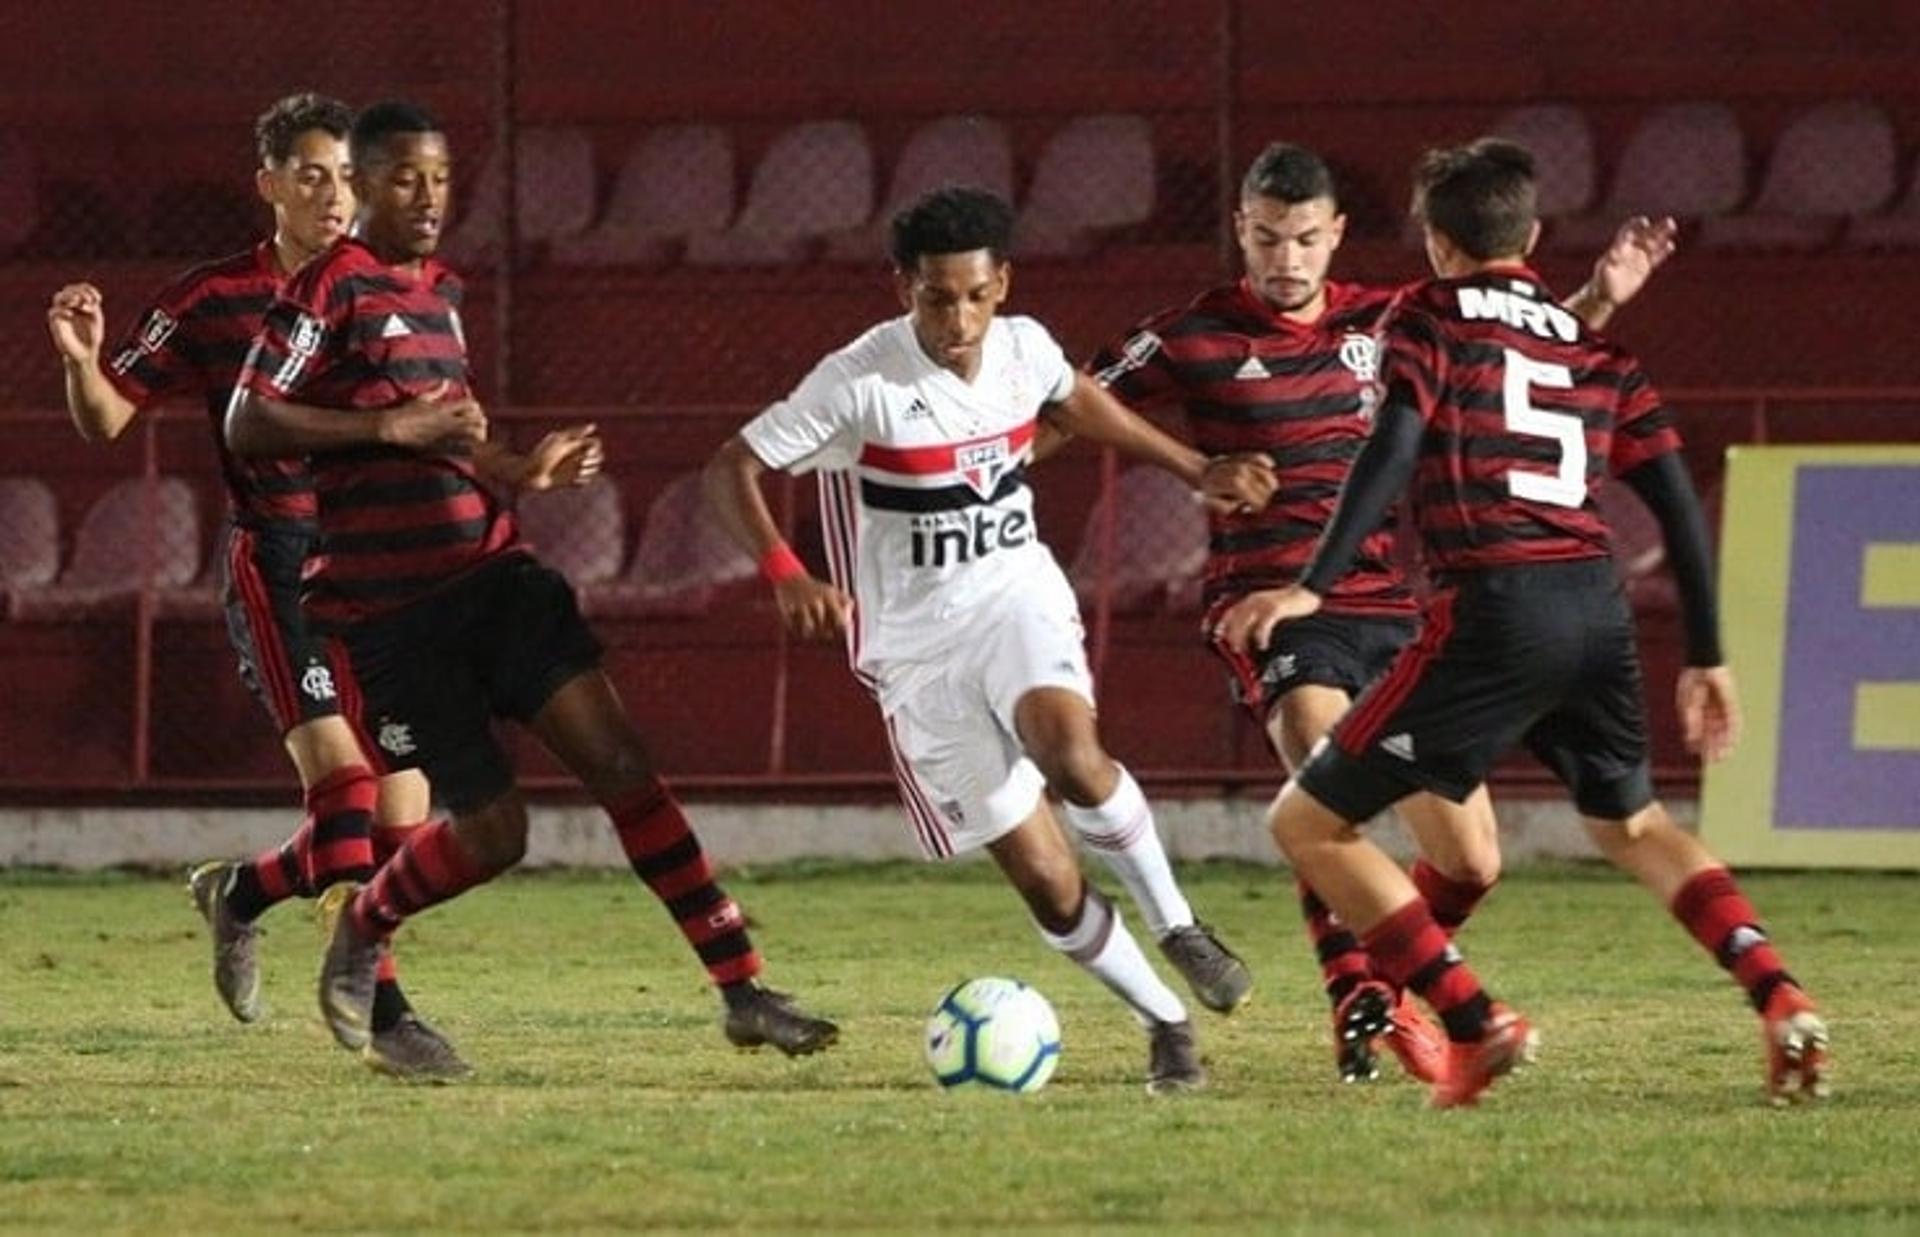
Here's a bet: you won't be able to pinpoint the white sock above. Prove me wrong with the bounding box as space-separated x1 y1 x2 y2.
1039 886 1187 1027
1062 766 1193 939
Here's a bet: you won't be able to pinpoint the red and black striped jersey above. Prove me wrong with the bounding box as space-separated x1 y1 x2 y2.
102 242 316 527
1377 265 1682 574
1091 278 1415 618
237 237 518 623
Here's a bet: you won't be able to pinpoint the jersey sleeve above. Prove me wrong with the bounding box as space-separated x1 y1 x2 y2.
102 280 204 407
1608 361 1684 476
236 263 350 404
1009 316 1075 404
739 355 863 475
1375 305 1447 425
1088 317 1179 409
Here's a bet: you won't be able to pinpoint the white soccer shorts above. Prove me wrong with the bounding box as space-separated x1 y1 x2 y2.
878 581 1095 860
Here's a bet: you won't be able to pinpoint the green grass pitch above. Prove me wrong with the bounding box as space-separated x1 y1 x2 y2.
2 861 1915 1233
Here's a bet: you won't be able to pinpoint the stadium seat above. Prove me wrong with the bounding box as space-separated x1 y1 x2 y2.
550 125 735 266
10 477 200 621
685 121 873 266
0 132 35 255
443 127 597 266
1491 104 1596 218
825 115 1015 262
0 477 59 602
1016 114 1156 258
1550 103 1747 250
516 477 627 587
1701 100 1896 249
1847 148 1920 250
584 472 755 615
1066 465 1206 614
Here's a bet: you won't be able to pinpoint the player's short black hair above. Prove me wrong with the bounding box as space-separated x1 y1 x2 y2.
254 92 353 167
889 186 1015 269
1241 142 1339 208
350 100 444 168
1411 138 1538 261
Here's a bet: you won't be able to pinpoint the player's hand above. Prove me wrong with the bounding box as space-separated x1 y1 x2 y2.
1677 664 1741 763
1592 215 1678 309
1200 452 1278 516
520 423 604 491
380 381 488 452
47 282 107 365
1212 585 1322 655
773 574 854 641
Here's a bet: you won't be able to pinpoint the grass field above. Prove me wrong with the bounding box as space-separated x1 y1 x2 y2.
2 860 1916 1233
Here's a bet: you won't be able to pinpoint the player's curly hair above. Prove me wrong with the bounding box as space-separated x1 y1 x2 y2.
1241 142 1339 208
350 100 444 168
1411 138 1539 261
889 186 1015 269
254 92 354 167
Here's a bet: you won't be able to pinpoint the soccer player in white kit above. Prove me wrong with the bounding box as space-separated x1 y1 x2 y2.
706 187 1279 1093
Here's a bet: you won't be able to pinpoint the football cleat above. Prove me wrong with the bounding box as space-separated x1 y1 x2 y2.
315 883 380 1052
1331 980 1393 1083
1146 1019 1206 1095
1763 987 1830 1106
1158 923 1253 1014
1383 990 1449 1086
723 986 839 1056
365 1012 474 1083
1429 1004 1535 1110
187 861 263 1024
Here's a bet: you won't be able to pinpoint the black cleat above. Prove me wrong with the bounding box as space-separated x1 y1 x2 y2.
366 1012 474 1083
1333 980 1395 1084
1158 922 1253 1014
1146 1019 1206 1095
723 986 839 1057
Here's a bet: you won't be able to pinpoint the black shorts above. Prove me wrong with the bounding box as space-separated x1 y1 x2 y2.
1208 606 1417 723
327 553 604 812
221 520 341 736
1299 559 1654 823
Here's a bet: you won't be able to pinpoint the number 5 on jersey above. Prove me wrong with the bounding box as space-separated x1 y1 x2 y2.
1501 346 1585 509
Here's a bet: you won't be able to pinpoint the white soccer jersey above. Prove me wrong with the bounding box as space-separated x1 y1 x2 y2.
740 314 1078 699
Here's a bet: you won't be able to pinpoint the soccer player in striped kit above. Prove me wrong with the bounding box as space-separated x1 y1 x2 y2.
1221 139 1826 1108
706 187 1278 1093
1092 142 1677 1085
45 94 481 1079
226 100 837 1069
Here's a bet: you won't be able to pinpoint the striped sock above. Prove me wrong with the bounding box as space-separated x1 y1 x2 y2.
1038 886 1187 1027
1298 878 1375 1008
224 820 314 923
1411 860 1494 936
1062 766 1193 938
351 818 502 939
1669 867 1798 1012
366 818 425 1032
607 781 762 987
1361 899 1495 1043
306 765 379 891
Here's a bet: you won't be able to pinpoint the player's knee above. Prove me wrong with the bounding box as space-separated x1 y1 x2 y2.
456 803 530 871
576 738 659 804
1033 739 1113 805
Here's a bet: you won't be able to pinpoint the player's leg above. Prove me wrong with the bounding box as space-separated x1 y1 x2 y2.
998 591 1252 1013
984 801 1203 1094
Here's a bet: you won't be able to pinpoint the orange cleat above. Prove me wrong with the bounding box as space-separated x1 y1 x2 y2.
1762 987 1829 1106
1383 990 1449 1086
1429 1004 1535 1109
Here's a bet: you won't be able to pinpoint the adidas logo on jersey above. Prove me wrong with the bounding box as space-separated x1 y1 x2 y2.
902 396 933 420
380 313 413 339
1380 732 1416 761
1234 354 1271 381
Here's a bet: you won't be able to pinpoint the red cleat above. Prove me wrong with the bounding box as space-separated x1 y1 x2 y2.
1429 1004 1535 1109
1762 987 1829 1106
1384 990 1448 1086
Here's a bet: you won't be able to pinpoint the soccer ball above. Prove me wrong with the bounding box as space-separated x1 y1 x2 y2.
924 976 1062 1094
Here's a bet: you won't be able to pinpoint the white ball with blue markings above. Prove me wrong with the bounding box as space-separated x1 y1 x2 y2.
925 977 1061 1094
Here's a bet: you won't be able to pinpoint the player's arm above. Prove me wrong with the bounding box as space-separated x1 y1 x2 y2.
226 381 486 458
702 436 851 639
1562 215 1678 332
473 424 604 493
1618 452 1739 761
46 283 141 442
1214 400 1424 655
1043 371 1276 512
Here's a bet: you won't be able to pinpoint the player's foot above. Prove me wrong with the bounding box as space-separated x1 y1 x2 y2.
1430 1004 1535 1110
1383 990 1449 1086
722 986 839 1056
1157 922 1252 1014
1331 979 1393 1083
365 1012 474 1084
315 883 380 1052
1146 1019 1206 1095
1763 987 1829 1106
186 861 263 1024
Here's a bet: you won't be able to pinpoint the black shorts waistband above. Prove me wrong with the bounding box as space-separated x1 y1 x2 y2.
1435 556 1616 592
